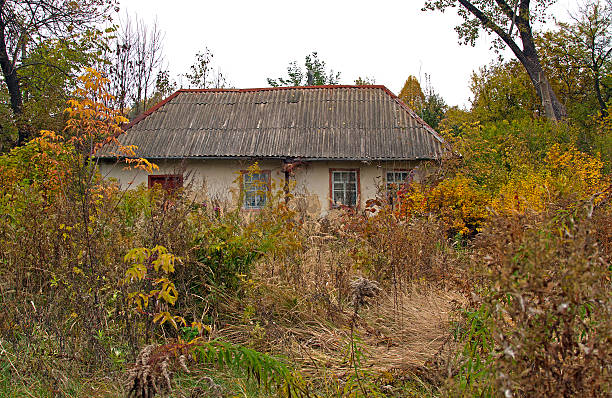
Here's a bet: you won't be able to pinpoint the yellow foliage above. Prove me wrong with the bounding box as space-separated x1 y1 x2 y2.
427 175 490 236
395 175 490 236
545 144 607 197
493 173 550 213
398 75 425 112
492 144 608 214
124 246 186 329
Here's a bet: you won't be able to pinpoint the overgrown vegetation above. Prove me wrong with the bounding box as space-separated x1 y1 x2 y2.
0 1 611 397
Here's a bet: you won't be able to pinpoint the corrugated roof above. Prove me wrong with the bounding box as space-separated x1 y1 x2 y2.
98 85 447 160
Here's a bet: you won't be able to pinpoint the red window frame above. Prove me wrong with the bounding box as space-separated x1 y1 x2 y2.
329 168 360 209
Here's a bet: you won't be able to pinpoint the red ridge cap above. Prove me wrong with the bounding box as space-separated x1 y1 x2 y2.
169 84 389 93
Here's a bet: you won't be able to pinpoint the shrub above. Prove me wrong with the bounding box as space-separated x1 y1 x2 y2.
448 200 612 397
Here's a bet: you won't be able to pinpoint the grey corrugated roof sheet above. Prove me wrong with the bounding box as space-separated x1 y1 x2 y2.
98 85 447 161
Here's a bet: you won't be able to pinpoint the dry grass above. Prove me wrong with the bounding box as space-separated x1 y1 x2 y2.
205 209 467 386
361 286 464 371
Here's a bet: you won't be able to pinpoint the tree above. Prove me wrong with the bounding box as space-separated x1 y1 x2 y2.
142 69 176 108
423 0 567 122
354 76 376 85
183 46 227 89
105 14 165 117
470 60 539 122
0 0 117 146
398 74 447 129
398 75 426 111
420 75 448 129
558 0 612 113
267 52 341 87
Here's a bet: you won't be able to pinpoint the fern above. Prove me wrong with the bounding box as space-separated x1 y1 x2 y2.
193 339 311 397
126 338 312 398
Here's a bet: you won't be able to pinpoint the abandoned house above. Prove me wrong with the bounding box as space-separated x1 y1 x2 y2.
97 85 447 215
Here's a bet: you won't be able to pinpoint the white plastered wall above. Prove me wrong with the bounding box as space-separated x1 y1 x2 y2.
98 158 433 216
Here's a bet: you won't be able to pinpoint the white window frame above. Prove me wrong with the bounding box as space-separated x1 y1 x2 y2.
330 169 359 208
242 170 270 210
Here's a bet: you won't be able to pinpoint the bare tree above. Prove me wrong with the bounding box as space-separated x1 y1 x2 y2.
0 0 117 146
105 13 164 117
107 16 133 115
131 17 163 115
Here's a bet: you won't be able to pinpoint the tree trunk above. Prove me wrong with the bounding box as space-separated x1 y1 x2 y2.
513 2 567 122
456 0 567 122
593 69 607 113
0 14 28 145
520 56 567 121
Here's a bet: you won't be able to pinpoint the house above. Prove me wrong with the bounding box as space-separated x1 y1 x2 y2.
97 85 447 215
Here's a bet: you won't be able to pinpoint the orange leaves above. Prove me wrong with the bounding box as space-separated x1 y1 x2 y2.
124 157 159 173
63 68 128 155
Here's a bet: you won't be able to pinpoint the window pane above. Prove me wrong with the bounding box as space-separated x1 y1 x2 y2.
243 171 269 209
331 170 358 207
333 190 344 204
387 171 410 185
347 190 356 206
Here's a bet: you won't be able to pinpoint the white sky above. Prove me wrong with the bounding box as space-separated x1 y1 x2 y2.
118 0 579 108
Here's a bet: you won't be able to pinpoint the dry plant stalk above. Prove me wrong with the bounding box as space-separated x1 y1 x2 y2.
126 344 190 398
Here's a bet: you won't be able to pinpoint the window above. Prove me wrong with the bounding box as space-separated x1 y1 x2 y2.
386 170 412 205
242 171 270 209
386 170 411 191
330 169 359 208
148 174 183 191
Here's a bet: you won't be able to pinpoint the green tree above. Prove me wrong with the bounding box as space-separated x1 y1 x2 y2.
421 90 448 130
423 0 567 122
267 51 341 87
419 75 448 130
470 61 539 122
0 0 117 147
184 46 228 89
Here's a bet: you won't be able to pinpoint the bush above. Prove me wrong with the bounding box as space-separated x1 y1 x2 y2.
447 199 612 397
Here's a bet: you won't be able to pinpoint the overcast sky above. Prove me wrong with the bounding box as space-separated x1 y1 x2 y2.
118 0 579 108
